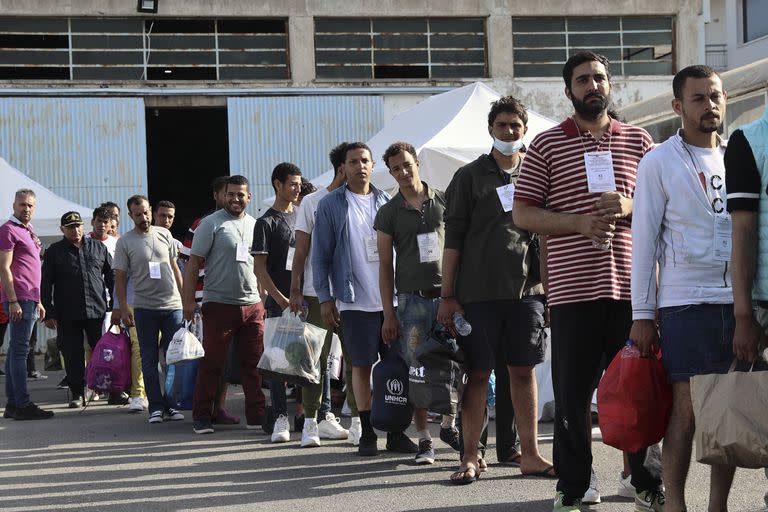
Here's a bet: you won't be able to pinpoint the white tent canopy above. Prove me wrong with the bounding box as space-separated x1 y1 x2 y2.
275 81 557 203
0 156 92 239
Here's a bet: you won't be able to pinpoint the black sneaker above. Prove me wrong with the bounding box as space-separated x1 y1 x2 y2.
193 420 215 434
414 439 435 464
358 433 379 456
107 392 130 405
293 413 305 432
13 402 54 420
386 431 419 454
440 426 461 451
3 403 16 418
56 377 69 389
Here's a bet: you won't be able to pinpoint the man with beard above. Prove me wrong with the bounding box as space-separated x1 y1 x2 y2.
184 176 266 435
513 52 663 511
41 212 113 408
631 64 733 512
112 195 185 424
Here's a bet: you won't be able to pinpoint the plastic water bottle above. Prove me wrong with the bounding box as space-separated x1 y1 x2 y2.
452 312 472 337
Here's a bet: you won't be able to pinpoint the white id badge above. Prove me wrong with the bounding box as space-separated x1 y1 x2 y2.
365 236 379 262
285 246 295 271
417 232 440 263
496 183 515 212
236 241 249 262
584 151 617 193
713 215 732 262
148 261 161 279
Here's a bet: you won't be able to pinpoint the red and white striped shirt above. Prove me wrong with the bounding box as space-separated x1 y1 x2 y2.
515 118 653 306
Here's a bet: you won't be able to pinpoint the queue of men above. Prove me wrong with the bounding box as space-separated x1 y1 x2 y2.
2 49 768 512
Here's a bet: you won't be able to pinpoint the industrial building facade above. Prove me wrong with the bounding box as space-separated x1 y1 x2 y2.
0 0 706 227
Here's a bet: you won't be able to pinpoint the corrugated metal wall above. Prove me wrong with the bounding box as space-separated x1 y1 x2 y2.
0 97 148 230
227 96 384 215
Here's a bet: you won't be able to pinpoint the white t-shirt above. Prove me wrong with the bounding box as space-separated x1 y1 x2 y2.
294 187 330 297
339 189 382 312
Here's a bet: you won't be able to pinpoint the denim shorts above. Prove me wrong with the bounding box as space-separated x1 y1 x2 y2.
658 303 735 382
339 310 385 366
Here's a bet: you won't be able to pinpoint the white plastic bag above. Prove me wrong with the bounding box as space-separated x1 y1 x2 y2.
258 309 326 385
166 321 205 365
327 332 343 380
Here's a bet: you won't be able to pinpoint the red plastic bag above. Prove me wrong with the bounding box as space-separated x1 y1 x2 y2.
597 341 672 452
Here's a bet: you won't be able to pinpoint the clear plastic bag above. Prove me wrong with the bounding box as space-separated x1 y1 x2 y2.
258 309 327 385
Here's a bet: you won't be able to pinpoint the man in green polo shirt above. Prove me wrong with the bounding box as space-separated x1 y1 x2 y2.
375 141 459 465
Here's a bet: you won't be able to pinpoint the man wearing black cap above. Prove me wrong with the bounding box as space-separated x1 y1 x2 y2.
41 211 114 407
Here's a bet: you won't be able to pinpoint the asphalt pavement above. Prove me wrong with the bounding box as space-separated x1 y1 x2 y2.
1 360 766 512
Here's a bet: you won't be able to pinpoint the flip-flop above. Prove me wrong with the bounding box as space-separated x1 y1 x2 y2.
499 452 522 467
450 465 480 485
521 465 557 479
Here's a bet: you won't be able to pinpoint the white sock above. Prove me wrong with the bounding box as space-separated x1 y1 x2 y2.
441 414 455 428
417 429 432 441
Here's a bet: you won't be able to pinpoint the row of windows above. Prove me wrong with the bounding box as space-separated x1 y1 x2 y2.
0 16 675 81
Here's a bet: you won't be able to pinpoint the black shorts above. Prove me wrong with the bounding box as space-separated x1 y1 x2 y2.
459 295 547 370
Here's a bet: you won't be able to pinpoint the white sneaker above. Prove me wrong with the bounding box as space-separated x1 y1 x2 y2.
166 408 184 421
582 469 601 504
341 399 352 417
271 414 290 443
85 389 100 402
347 416 361 446
617 472 636 499
128 397 147 412
318 412 349 439
301 418 321 447
148 410 163 424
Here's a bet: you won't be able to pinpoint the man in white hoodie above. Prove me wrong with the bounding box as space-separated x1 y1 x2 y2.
630 65 735 512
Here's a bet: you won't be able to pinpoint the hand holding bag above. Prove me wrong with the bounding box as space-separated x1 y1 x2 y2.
257 308 327 385
597 341 672 453
691 358 768 468
165 321 205 365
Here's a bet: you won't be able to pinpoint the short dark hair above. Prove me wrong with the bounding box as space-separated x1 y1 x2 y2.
562 51 612 89
211 175 229 193
329 143 347 170
672 65 719 99
154 200 175 212
382 142 418 170
488 96 528 127
126 195 149 210
343 142 372 162
227 175 249 189
92 206 113 221
300 177 317 198
271 162 302 192
100 201 120 212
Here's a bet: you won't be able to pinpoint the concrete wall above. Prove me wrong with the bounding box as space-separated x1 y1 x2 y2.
0 0 702 120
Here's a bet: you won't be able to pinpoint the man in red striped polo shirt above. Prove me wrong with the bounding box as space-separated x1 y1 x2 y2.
514 52 664 512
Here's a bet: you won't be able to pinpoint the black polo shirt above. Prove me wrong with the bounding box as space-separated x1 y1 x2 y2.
41 236 114 321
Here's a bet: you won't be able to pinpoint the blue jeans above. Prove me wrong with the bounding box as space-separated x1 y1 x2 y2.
133 308 184 414
4 300 37 407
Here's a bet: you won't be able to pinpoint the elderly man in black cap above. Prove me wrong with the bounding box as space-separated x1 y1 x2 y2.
41 211 114 407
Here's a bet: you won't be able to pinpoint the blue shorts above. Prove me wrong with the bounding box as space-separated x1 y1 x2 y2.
339 310 385 367
658 303 735 382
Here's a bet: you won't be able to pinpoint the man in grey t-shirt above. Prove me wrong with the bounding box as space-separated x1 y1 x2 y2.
112 195 185 425
183 175 266 435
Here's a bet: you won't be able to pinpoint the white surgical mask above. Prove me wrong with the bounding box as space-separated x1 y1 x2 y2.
493 137 524 156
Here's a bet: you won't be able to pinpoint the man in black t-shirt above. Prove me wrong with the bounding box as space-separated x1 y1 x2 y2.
725 106 768 511
253 162 303 444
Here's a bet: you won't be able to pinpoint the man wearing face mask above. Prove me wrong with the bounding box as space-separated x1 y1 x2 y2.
437 96 551 485
41 211 114 408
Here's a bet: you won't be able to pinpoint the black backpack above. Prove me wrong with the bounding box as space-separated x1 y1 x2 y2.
371 349 414 433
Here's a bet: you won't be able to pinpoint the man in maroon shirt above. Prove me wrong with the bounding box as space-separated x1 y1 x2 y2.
0 189 53 420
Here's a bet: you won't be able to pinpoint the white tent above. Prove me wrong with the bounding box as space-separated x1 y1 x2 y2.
0 157 92 239
293 81 557 198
